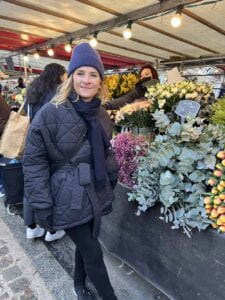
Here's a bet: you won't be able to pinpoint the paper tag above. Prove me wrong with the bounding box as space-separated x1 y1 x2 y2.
175 100 200 119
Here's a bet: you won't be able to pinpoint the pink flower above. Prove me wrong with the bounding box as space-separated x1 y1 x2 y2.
113 132 147 187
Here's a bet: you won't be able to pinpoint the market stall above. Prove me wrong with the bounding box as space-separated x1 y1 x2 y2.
0 1 225 299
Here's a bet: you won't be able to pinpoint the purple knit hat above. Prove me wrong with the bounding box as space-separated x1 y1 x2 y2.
68 43 104 79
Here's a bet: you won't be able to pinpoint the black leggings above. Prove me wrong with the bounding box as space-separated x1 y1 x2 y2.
66 221 117 300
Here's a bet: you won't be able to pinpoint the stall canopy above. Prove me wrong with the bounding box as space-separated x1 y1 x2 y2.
0 0 224 72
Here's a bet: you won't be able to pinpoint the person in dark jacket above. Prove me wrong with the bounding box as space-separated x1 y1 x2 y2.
23 43 118 300
0 94 10 197
103 64 159 110
0 94 10 137
16 77 25 89
24 63 67 242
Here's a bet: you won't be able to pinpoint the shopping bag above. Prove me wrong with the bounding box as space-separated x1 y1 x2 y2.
2 162 24 205
0 104 30 159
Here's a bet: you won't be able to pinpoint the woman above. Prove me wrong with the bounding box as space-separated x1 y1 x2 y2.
0 94 10 197
23 43 117 300
103 63 159 110
24 63 67 242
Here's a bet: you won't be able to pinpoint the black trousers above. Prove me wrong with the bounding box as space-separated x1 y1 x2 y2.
66 221 117 300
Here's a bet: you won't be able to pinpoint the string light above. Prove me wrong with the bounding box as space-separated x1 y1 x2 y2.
89 32 98 48
33 50 40 59
47 46 54 57
171 7 183 28
23 53 29 61
123 21 132 39
64 40 72 53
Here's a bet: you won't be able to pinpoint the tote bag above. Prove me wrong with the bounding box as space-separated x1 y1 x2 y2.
0 103 30 159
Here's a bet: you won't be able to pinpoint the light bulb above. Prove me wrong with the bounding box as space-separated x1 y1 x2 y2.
65 43 72 53
171 14 182 28
23 54 29 62
47 48 54 56
33 51 40 59
89 37 98 48
123 27 132 39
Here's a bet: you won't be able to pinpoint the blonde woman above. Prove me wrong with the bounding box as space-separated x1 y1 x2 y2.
23 43 117 300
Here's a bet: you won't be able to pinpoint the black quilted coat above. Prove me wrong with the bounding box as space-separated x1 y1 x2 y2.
23 99 114 232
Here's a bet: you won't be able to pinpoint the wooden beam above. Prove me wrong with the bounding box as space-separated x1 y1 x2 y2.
0 35 31 43
137 21 219 54
76 0 217 54
0 26 48 39
0 15 68 34
2 0 190 57
5 0 213 57
75 0 121 16
183 8 225 36
109 31 192 58
97 40 164 60
161 54 225 66
4 0 90 26
22 0 202 54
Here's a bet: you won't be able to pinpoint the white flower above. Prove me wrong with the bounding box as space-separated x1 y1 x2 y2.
158 99 166 109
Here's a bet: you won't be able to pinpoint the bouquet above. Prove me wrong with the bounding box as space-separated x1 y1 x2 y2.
146 81 213 113
115 100 153 128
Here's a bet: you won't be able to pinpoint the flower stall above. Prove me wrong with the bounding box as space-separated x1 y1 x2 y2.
100 81 225 299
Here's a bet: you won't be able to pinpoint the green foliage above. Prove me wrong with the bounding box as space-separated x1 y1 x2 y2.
211 97 225 126
128 110 225 236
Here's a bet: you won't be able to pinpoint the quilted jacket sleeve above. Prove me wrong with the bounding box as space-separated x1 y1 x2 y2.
23 123 53 210
102 89 139 110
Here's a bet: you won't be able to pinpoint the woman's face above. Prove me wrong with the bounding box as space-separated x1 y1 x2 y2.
140 68 153 80
72 66 101 102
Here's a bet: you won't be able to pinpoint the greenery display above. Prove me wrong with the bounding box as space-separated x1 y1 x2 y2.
211 96 225 126
128 110 225 237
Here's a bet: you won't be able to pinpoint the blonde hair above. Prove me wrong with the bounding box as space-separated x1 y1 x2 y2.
51 73 108 106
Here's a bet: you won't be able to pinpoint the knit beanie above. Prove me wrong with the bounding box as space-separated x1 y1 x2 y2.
68 43 104 79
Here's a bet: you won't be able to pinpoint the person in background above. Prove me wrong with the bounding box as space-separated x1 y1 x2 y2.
24 63 67 242
16 77 25 89
0 94 10 198
103 63 159 110
0 94 10 137
23 43 118 300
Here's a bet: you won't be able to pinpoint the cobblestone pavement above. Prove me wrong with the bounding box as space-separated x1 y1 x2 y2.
0 211 54 300
0 196 169 300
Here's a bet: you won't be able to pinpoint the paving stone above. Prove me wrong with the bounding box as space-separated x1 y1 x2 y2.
0 293 9 299
0 246 9 257
0 256 13 269
0 240 6 247
9 278 30 294
2 266 22 282
0 281 4 294
20 287 38 300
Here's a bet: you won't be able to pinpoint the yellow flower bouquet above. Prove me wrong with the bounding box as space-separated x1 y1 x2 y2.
104 72 139 100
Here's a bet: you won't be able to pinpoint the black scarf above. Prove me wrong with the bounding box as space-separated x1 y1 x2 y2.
69 92 111 191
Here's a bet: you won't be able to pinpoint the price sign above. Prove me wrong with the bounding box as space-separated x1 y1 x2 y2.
175 100 200 120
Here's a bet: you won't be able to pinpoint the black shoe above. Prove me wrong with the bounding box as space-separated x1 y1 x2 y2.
73 286 96 300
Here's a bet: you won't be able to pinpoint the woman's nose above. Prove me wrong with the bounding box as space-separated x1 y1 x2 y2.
82 75 91 83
